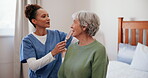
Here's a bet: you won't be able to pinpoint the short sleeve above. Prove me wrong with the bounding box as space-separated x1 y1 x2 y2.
20 38 36 63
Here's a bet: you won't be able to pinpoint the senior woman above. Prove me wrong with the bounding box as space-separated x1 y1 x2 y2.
58 11 109 78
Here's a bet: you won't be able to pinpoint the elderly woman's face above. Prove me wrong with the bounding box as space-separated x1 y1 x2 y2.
71 19 84 38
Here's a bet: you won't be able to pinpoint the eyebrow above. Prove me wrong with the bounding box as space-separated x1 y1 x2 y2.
41 13 49 16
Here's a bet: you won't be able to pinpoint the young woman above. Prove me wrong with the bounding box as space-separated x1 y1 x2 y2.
20 4 73 78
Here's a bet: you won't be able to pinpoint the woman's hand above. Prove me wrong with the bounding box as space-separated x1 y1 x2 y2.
51 41 66 56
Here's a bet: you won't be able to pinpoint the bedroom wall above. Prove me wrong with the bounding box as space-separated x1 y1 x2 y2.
0 36 14 78
41 0 148 60
41 0 92 33
95 0 148 60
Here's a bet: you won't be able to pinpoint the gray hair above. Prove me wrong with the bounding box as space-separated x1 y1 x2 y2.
72 11 100 36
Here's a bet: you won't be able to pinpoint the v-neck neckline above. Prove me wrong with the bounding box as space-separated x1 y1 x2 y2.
31 30 49 46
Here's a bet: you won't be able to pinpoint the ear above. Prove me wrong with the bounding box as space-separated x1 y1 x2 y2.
31 19 37 24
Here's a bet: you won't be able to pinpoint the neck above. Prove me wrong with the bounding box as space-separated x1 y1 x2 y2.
34 27 47 36
77 34 95 46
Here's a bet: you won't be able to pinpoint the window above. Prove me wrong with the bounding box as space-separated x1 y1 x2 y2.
0 0 16 36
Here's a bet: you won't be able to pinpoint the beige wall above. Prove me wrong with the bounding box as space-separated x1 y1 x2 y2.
42 0 148 60
0 36 14 78
95 0 148 60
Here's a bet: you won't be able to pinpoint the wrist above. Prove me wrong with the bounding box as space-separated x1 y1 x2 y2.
51 51 56 57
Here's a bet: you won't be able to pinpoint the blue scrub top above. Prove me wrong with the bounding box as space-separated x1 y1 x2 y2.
20 30 72 78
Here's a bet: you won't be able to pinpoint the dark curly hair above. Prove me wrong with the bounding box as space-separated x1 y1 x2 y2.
25 4 42 27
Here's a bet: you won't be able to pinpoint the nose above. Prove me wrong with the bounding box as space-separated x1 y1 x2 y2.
46 14 49 19
47 17 50 21
71 25 73 29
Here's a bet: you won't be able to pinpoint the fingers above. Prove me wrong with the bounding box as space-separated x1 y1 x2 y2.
59 48 66 52
51 41 67 56
57 41 66 49
56 41 66 51
58 46 65 50
57 43 66 48
57 41 66 46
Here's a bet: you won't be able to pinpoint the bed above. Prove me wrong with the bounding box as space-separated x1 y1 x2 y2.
106 17 148 78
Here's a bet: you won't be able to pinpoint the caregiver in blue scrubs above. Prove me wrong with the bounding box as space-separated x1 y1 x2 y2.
20 4 72 78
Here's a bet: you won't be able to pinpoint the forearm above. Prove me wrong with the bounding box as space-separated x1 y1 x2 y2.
27 52 55 71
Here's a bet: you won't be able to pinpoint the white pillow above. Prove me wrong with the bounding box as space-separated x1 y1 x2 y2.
130 43 148 72
117 43 136 64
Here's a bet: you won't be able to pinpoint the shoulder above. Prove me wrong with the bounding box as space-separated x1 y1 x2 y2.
47 29 66 36
93 40 106 55
92 41 108 62
47 29 65 34
22 34 33 44
66 42 77 54
95 40 105 50
65 43 77 57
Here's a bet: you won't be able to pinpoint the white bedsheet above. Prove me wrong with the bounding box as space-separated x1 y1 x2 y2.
106 61 148 78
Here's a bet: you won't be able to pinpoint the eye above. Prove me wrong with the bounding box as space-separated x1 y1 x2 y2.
41 14 49 18
41 14 47 18
74 20 76 23
42 15 46 18
47 14 49 17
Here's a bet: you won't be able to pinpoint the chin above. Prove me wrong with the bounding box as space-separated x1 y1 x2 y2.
72 33 81 39
72 34 77 38
46 26 50 28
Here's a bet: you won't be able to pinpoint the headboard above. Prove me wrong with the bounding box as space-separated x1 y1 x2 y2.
118 17 148 46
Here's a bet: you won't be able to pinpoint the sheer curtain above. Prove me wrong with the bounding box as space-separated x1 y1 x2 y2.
14 0 41 78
